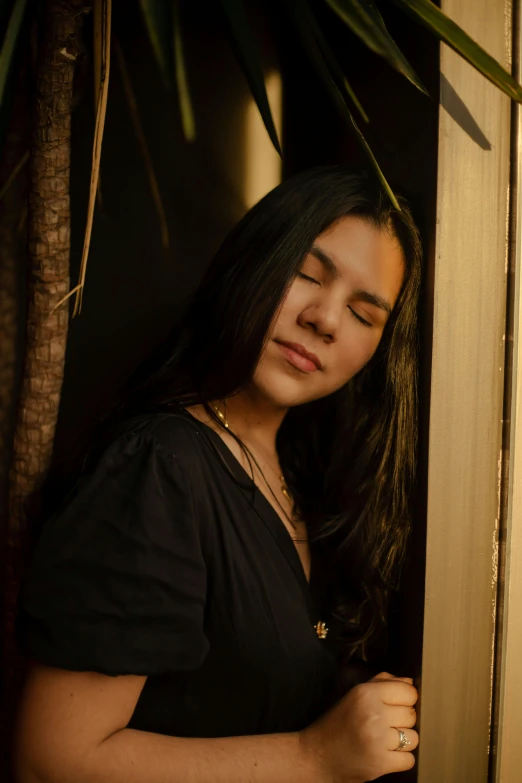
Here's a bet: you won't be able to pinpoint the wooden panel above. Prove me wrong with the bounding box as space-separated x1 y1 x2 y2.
417 1 511 781
493 3 522 778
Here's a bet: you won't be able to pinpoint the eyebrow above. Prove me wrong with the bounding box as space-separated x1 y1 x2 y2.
309 245 393 316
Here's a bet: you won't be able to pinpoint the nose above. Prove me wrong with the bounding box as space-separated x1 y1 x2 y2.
297 298 342 342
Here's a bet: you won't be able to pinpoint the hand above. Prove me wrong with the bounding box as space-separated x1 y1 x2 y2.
299 672 419 783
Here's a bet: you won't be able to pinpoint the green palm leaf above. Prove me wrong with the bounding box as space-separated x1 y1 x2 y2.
392 0 522 102
0 0 28 109
140 0 195 142
283 0 399 209
306 2 369 123
326 0 428 95
219 0 282 156
173 0 196 141
139 0 173 88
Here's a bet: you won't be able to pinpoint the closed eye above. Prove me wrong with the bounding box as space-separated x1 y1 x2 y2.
348 307 372 328
297 271 320 285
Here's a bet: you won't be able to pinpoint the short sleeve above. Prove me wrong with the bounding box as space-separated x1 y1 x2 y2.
18 428 209 676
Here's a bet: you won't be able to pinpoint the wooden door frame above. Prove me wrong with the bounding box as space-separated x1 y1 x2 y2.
417 1 511 781
491 1 522 779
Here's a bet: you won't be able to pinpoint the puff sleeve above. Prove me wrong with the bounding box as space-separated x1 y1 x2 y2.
18 428 209 676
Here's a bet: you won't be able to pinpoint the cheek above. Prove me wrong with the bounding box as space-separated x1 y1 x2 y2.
273 282 307 326
333 329 382 382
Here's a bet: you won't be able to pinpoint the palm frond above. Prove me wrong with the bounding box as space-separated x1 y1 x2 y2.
93 0 104 203
73 0 112 315
326 0 428 94
116 39 170 250
0 0 28 109
392 0 522 102
52 0 112 317
0 149 28 202
283 0 399 209
306 3 369 123
173 0 196 141
139 0 173 87
219 0 282 156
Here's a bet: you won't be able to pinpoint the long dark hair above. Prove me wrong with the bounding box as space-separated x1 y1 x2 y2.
109 165 423 659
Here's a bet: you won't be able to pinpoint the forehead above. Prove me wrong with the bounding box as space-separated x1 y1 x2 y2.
314 214 405 300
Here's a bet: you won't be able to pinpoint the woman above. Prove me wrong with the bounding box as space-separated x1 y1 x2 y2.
15 166 421 783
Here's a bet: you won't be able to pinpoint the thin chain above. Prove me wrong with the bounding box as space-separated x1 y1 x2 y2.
212 403 305 538
241 443 298 532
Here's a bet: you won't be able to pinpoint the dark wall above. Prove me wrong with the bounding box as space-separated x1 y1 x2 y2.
52 0 259 474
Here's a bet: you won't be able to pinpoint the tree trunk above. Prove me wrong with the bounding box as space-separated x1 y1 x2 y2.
3 1 88 777
0 59 30 583
0 45 31 779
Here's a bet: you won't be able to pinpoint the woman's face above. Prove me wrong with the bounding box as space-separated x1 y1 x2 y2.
251 214 405 408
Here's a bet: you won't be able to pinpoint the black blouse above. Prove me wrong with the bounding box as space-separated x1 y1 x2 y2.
19 411 341 738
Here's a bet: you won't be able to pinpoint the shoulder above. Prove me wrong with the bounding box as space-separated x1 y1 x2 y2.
108 411 218 494
90 411 228 521
21 410 211 676
119 410 211 460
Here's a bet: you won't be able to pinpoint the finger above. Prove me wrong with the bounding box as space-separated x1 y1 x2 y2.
384 705 417 729
386 750 416 775
370 672 414 686
379 681 418 707
387 727 419 753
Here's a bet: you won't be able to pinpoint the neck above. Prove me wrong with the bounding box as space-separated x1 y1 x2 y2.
215 387 288 453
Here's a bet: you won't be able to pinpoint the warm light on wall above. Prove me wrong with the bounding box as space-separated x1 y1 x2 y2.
243 70 283 210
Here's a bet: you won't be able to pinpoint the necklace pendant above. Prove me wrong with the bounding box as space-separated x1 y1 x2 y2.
212 404 229 428
314 621 328 640
280 475 291 501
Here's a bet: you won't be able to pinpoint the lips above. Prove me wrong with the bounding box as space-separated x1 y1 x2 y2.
275 341 323 373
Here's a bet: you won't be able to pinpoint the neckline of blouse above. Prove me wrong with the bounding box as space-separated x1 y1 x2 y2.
178 407 316 596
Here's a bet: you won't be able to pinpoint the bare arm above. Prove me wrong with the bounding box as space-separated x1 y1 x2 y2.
14 663 418 783
14 663 318 783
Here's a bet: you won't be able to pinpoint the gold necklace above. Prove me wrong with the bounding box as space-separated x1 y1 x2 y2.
213 404 229 429
211 403 299 534
210 403 325 636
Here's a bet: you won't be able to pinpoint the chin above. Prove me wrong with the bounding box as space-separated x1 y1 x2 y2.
252 364 332 409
